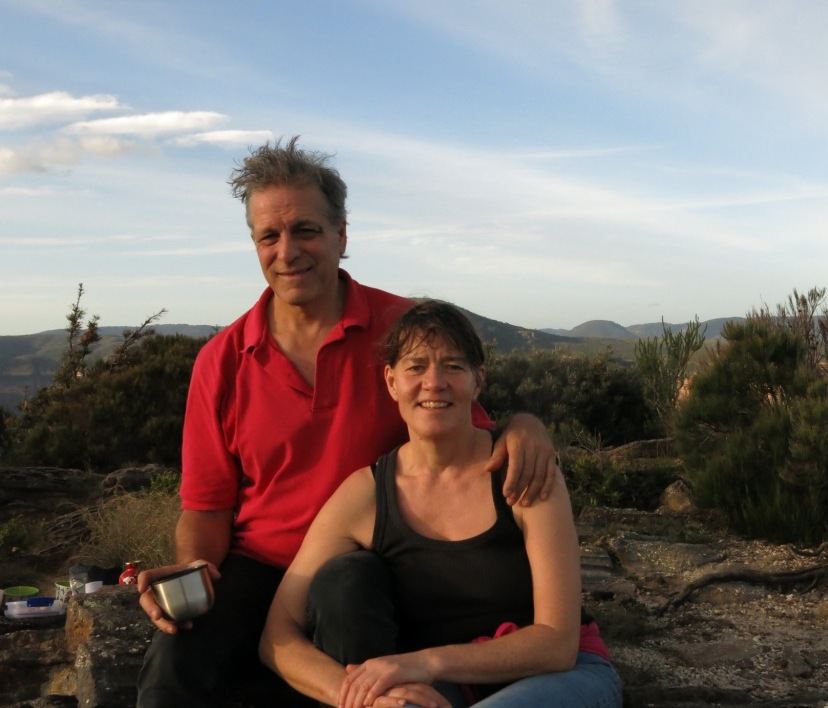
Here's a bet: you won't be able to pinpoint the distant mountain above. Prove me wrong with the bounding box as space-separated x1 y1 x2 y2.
0 314 745 415
0 324 217 413
568 320 637 340
0 316 572 414
456 309 574 351
543 316 745 340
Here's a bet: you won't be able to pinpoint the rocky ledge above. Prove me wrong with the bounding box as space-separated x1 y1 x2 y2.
1 487 827 706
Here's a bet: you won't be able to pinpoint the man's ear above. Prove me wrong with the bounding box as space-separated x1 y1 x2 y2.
338 221 348 256
384 364 398 401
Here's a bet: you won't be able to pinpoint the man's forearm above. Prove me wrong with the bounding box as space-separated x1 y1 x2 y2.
174 509 234 567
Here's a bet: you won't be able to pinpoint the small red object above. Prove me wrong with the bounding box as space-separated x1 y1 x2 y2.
119 561 139 585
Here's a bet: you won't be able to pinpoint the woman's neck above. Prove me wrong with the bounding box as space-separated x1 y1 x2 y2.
402 426 491 477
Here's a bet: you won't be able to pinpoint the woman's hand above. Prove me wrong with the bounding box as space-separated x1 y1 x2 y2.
368 683 452 708
339 653 443 708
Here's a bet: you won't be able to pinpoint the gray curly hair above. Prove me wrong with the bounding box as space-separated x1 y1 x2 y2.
228 136 348 228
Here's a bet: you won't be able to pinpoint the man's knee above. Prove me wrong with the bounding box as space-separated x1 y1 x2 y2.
309 550 393 613
306 551 397 664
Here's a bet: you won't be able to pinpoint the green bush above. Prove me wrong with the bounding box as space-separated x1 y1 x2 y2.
482 347 656 445
563 448 679 516
0 514 35 554
5 334 206 471
674 313 828 545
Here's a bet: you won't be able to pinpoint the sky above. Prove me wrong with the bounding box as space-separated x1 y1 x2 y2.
1 1 827 336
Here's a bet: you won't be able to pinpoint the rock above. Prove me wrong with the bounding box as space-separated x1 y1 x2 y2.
0 622 71 706
0 468 100 523
606 438 676 462
607 533 725 580
3 506 827 706
659 479 695 514
101 465 178 493
67 585 154 708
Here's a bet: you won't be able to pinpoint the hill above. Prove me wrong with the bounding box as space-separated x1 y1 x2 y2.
0 317 578 414
0 313 738 414
567 320 637 340
544 316 745 340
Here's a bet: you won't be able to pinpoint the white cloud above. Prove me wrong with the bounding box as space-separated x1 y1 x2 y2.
0 91 123 130
173 130 276 148
65 111 228 136
0 136 136 176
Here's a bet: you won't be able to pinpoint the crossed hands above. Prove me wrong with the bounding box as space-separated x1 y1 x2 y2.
338 653 450 708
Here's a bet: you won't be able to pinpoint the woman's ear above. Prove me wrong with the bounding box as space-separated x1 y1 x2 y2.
384 364 399 401
473 367 486 400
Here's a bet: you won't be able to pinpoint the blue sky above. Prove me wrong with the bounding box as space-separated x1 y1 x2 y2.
2 1 827 336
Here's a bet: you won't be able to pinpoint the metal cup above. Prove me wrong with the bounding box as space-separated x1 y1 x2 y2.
150 564 214 622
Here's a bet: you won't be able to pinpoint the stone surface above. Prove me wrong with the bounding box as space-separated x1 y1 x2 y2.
2 461 828 707
100 465 178 494
0 467 100 523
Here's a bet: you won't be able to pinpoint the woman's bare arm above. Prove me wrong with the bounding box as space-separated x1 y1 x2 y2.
259 467 376 704
339 471 582 708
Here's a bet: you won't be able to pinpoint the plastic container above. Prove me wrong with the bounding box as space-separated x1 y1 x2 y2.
5 597 66 619
54 580 71 604
3 586 39 602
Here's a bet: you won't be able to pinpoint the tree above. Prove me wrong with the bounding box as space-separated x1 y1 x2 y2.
3 286 200 471
6 334 206 470
634 317 706 435
673 308 827 545
750 286 828 376
53 283 101 389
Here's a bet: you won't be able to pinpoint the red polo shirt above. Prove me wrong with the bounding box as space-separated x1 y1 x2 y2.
180 271 417 568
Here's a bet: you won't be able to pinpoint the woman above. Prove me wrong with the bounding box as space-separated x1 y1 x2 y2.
259 300 622 707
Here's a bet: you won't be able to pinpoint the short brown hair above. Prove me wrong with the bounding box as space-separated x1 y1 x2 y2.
383 300 486 372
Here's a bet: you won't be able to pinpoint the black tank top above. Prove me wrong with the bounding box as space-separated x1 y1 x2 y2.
371 442 534 651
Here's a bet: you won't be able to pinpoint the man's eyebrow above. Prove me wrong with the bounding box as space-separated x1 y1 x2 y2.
292 218 323 229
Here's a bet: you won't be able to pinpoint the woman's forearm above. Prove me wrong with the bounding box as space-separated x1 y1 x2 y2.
423 623 578 685
260 619 345 706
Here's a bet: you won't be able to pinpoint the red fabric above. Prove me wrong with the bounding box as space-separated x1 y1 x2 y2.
180 271 491 568
461 621 611 705
472 621 521 643
578 621 611 662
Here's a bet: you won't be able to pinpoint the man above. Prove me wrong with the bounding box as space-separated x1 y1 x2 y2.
136 137 558 707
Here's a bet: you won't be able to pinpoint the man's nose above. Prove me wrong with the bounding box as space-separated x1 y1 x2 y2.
276 234 300 262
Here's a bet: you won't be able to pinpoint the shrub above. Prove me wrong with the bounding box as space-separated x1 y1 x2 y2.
68 489 179 571
0 514 36 554
482 347 656 445
674 311 828 545
563 447 680 515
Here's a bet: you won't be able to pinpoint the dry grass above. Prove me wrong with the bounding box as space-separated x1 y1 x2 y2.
67 490 179 571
